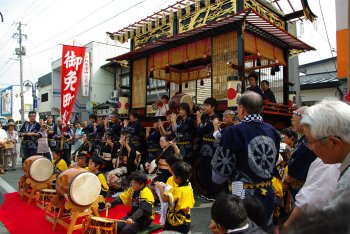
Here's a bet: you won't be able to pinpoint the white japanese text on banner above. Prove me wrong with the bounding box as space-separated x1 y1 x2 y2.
60 45 86 131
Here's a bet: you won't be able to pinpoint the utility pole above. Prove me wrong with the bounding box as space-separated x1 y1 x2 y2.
13 22 27 124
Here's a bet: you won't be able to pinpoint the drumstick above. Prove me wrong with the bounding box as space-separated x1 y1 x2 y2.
103 217 127 223
105 206 109 218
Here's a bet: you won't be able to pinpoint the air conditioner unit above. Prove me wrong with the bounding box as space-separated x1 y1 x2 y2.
111 90 118 99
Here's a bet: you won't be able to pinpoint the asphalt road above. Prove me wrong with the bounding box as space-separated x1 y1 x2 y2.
0 146 213 234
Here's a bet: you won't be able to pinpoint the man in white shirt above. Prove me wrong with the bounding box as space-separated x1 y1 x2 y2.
155 95 169 117
0 123 8 174
283 157 339 229
300 98 350 210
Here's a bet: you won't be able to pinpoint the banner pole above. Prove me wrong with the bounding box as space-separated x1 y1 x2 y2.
60 133 64 150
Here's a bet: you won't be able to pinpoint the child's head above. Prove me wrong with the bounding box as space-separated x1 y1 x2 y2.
281 127 298 147
129 110 139 121
89 114 97 123
171 161 192 185
179 102 191 117
279 142 292 161
165 154 183 173
53 148 64 160
119 132 130 146
211 194 248 233
130 170 148 191
89 155 103 172
165 109 176 121
242 197 266 230
76 153 87 168
203 97 217 114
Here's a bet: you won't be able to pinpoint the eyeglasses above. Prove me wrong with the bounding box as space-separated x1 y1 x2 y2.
292 111 303 117
304 136 328 149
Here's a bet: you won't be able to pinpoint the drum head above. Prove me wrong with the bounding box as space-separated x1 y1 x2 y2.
180 95 193 110
70 172 101 206
29 158 54 182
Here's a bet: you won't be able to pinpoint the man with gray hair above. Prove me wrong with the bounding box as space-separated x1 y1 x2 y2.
284 106 317 199
300 98 350 209
212 91 280 226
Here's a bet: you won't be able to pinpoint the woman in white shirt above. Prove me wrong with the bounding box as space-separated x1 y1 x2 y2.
73 122 84 153
4 122 18 171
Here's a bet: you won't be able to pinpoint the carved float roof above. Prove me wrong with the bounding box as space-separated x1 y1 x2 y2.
108 0 315 38
107 8 314 61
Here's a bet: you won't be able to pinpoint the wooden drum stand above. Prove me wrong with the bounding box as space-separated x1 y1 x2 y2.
46 195 104 234
19 175 55 205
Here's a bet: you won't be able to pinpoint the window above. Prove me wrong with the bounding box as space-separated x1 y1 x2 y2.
41 93 48 102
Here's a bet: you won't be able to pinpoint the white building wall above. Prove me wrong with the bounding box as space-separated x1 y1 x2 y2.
0 85 33 121
49 42 122 122
37 85 52 113
89 42 120 104
52 68 61 116
300 87 337 103
300 60 337 74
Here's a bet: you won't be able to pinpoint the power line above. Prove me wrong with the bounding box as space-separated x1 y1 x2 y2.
61 0 146 44
0 59 12 74
27 0 117 53
318 0 337 70
18 0 44 22
25 0 58 24
92 41 130 49
27 0 147 58
0 60 16 78
0 23 16 46
14 0 40 21
0 0 39 48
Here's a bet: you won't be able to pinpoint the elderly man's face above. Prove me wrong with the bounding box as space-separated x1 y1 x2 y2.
303 126 332 164
223 114 233 124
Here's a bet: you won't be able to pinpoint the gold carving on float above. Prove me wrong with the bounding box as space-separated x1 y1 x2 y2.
179 0 237 33
134 23 174 49
244 0 285 29
289 49 303 58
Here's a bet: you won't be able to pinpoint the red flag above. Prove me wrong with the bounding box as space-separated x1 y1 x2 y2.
61 45 86 131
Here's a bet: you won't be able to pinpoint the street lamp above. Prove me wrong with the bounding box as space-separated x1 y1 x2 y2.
23 80 44 111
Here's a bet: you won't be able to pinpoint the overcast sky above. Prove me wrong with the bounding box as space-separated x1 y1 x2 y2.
0 0 337 89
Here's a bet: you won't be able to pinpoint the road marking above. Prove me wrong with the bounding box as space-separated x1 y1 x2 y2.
0 176 16 193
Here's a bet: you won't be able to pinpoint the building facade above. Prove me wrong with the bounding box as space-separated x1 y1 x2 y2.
299 57 341 105
37 41 126 122
0 85 33 121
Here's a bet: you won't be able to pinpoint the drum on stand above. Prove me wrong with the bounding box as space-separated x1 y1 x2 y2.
23 156 54 182
169 93 193 112
56 167 101 207
84 216 117 234
36 188 56 209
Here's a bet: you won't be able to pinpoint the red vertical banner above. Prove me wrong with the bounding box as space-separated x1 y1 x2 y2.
61 45 86 131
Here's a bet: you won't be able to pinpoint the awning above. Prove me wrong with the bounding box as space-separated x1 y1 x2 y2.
107 8 314 62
